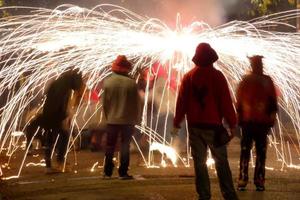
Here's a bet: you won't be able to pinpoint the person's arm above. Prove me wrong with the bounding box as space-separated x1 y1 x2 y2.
101 82 108 121
218 73 237 129
135 83 143 124
235 78 245 125
268 77 278 125
173 75 189 129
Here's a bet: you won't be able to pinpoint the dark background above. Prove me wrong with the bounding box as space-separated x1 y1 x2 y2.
0 0 297 26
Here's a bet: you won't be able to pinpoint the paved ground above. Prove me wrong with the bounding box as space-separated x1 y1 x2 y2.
1 138 300 200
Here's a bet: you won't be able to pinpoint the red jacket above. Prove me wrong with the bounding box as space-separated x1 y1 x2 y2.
174 65 237 128
236 73 278 126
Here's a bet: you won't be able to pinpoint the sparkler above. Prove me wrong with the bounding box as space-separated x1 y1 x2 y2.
0 5 299 178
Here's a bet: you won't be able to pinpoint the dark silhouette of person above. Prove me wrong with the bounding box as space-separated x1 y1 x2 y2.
24 113 45 153
102 55 141 180
173 43 239 200
236 55 278 191
41 68 84 173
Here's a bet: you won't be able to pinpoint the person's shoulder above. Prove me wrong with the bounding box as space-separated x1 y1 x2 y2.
237 72 254 81
262 74 273 81
103 73 112 81
241 74 252 80
180 72 191 85
213 68 223 75
116 73 135 82
212 68 227 81
103 73 117 86
261 74 275 86
183 67 197 80
183 71 191 80
114 73 137 86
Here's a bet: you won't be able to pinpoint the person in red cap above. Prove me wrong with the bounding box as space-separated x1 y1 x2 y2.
172 43 239 200
236 55 278 191
102 55 141 180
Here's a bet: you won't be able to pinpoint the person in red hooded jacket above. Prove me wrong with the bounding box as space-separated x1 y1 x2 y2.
173 43 238 200
236 55 278 191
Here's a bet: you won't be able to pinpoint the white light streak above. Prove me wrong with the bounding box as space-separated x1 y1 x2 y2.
0 5 299 178
90 161 98 172
150 142 178 166
26 162 46 167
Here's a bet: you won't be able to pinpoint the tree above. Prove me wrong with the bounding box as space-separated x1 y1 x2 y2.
230 0 296 20
250 0 296 16
1 0 49 17
251 0 296 15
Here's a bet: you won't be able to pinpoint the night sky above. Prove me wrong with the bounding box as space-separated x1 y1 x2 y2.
35 0 239 27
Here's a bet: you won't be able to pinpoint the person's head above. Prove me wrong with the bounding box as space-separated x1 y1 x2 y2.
192 43 219 67
69 68 83 91
248 55 264 75
111 55 133 75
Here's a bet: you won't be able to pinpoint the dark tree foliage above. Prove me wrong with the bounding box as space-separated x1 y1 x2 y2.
0 0 54 16
230 0 296 20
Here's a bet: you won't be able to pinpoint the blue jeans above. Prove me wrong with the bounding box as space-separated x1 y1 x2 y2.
104 124 134 176
189 127 238 200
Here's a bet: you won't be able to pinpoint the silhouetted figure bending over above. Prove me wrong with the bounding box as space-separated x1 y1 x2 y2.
41 69 84 173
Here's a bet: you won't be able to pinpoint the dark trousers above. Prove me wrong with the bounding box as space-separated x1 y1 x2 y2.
44 128 69 168
189 127 238 200
25 114 45 149
104 124 133 177
239 123 270 186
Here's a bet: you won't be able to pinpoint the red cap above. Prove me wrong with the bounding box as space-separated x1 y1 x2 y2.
111 55 132 73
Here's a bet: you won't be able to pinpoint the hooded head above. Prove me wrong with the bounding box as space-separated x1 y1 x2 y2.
248 55 264 75
70 69 83 91
192 43 219 67
111 55 132 74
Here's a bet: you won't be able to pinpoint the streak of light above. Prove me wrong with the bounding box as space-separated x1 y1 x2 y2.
90 161 98 172
0 5 299 178
150 142 178 166
26 162 46 167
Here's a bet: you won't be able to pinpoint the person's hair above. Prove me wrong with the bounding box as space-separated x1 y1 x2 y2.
192 43 218 66
71 70 83 91
248 55 264 74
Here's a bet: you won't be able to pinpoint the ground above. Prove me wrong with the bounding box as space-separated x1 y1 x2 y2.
1 138 300 200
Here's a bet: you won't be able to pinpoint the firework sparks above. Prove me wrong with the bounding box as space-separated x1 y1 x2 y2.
90 161 99 172
149 142 178 166
0 5 299 178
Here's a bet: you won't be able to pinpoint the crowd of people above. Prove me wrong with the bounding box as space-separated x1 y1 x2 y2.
26 42 278 200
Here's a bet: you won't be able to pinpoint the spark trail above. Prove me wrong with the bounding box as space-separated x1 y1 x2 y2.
0 5 299 178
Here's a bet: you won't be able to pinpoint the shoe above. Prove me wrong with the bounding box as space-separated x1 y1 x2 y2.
237 180 247 191
55 162 72 173
45 167 61 174
102 174 112 180
119 174 133 180
27 149 33 156
256 185 265 191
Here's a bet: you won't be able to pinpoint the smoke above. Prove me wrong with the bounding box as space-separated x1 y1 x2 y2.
143 0 240 26
57 0 238 27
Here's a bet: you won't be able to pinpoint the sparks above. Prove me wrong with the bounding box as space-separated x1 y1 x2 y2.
0 5 299 178
90 161 99 172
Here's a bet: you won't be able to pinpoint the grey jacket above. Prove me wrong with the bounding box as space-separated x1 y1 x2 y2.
102 72 141 125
